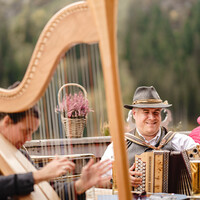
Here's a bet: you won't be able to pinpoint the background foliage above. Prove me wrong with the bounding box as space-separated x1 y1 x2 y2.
0 0 199 130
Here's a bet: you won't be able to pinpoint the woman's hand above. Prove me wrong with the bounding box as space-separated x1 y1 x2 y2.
33 156 75 184
75 159 112 194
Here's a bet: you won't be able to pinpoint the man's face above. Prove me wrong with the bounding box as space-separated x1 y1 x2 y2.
5 114 39 149
132 107 162 137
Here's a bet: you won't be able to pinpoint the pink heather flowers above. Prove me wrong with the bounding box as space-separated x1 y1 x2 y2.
57 92 92 118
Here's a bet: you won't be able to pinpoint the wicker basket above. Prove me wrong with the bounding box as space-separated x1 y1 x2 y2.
57 83 87 138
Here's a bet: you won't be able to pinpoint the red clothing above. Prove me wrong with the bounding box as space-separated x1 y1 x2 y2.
189 116 200 144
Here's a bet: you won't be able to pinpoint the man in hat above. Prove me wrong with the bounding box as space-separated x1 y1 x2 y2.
101 86 197 188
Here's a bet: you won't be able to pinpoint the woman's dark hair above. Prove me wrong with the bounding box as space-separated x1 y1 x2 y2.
0 106 39 124
0 81 39 124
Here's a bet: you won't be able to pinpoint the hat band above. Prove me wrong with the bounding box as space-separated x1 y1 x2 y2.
132 99 163 105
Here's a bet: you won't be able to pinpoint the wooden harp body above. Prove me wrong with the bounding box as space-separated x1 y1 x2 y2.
0 0 132 200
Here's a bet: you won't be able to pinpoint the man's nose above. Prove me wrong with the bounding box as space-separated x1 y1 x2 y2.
148 113 155 119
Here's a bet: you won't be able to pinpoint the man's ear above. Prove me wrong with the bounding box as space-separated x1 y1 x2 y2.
3 115 13 126
132 108 136 119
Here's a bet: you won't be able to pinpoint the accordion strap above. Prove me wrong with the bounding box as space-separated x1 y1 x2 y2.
125 131 176 150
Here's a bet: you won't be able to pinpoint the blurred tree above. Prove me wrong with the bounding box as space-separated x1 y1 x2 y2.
122 0 200 129
0 0 200 130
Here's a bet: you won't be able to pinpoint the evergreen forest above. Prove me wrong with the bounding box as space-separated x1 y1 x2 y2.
0 0 200 130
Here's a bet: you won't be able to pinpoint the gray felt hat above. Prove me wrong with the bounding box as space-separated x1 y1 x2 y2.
124 86 172 109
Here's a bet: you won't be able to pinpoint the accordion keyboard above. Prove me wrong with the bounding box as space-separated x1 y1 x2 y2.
135 158 146 192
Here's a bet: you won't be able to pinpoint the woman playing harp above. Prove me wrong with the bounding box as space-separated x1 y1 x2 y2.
0 83 112 200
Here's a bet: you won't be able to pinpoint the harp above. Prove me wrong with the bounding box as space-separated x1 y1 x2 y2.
0 0 132 200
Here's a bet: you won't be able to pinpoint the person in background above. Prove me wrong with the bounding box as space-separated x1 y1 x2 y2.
189 116 200 144
101 86 197 188
0 83 112 200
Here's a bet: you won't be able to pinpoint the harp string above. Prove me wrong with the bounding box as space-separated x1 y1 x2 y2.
26 43 111 198
0 0 123 198
0 44 111 199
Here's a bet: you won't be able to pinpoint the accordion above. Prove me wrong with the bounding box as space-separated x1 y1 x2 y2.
134 146 200 195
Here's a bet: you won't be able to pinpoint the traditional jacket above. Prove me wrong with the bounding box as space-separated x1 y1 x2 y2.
126 127 176 167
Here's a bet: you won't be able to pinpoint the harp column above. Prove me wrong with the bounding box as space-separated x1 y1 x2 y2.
88 0 132 200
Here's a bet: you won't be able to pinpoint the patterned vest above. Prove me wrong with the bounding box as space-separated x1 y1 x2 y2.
126 127 176 166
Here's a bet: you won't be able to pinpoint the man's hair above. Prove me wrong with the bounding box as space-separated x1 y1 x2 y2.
0 81 39 124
